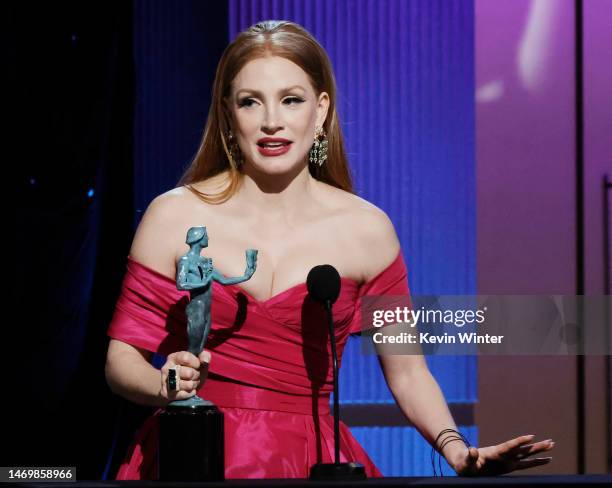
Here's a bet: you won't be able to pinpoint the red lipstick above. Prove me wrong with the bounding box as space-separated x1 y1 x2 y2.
257 137 293 157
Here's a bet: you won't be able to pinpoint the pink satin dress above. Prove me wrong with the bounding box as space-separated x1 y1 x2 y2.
107 251 409 479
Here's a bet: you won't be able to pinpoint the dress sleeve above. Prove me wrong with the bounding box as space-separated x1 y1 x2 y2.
107 257 189 356
349 251 412 335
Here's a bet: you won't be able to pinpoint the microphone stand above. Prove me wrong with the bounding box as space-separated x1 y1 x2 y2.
328 298 341 464
309 299 366 481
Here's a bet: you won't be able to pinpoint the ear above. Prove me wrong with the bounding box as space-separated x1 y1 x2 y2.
316 91 330 128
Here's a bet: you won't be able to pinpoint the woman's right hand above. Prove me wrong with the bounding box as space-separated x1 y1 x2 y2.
159 350 211 403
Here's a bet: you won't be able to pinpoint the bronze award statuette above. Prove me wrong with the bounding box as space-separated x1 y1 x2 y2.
158 226 257 481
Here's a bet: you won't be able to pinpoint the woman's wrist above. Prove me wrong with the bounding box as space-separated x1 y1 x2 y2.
443 441 469 472
431 428 471 474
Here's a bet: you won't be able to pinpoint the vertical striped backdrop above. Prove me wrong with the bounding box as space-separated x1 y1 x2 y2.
134 0 476 476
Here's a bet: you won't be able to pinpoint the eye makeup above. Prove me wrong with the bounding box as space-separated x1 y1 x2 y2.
237 96 305 108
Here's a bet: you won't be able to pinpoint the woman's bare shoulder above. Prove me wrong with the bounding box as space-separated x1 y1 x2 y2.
319 184 397 235
140 171 233 223
318 184 401 280
129 186 210 277
187 171 232 194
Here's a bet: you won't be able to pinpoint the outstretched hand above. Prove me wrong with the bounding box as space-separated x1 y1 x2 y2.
453 434 554 476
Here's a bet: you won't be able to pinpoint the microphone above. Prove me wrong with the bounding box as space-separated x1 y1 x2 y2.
307 265 367 481
306 264 341 306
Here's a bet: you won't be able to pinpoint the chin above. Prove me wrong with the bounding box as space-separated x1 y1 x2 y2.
249 155 306 175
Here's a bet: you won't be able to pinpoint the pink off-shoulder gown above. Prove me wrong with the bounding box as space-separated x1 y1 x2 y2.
107 251 410 479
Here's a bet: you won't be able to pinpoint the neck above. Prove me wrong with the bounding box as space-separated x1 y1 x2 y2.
235 163 317 222
188 244 203 256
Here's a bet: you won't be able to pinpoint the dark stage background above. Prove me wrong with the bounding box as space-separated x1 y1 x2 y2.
9 0 228 479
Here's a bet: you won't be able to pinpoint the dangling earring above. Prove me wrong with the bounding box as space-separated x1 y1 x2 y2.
226 129 243 167
309 125 328 167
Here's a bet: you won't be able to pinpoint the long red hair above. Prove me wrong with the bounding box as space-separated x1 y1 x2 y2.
177 20 354 203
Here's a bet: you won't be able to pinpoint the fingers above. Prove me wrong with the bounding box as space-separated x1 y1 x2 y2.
165 352 200 382
199 350 211 364
468 447 479 461
182 368 200 381
499 434 537 456
160 350 211 403
175 378 199 391
166 364 201 381
514 457 553 470
504 435 555 459
459 436 554 476
169 351 200 370
198 350 211 381
508 434 536 449
515 439 555 459
159 368 198 402
464 447 479 472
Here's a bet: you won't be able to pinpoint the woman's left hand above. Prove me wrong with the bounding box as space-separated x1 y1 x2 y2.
452 434 554 476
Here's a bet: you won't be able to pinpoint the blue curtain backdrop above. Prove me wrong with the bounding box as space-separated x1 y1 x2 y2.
227 0 477 476
133 0 476 476
227 0 476 294
132 0 229 221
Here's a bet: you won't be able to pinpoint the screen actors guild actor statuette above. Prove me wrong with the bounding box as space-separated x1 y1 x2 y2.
170 225 258 406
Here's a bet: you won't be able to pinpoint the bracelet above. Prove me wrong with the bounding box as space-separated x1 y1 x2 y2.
430 428 471 477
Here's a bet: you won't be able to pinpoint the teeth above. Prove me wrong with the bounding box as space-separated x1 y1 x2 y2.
261 142 287 147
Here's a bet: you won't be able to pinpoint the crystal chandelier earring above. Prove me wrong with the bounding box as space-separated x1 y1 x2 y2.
309 125 328 167
226 129 243 167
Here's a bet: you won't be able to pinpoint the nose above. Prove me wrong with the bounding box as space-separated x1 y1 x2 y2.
261 106 283 133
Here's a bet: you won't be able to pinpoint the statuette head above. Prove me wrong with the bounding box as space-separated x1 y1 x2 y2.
186 226 208 246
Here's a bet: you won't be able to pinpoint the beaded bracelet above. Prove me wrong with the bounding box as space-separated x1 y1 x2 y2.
430 428 471 476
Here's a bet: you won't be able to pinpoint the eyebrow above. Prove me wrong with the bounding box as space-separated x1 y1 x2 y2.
235 85 307 97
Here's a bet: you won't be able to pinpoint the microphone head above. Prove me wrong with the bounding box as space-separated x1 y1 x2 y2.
306 264 341 305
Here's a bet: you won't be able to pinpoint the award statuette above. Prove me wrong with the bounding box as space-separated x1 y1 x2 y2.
158 226 257 481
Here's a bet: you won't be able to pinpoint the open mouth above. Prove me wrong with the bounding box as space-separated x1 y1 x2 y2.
256 141 293 156
257 142 292 148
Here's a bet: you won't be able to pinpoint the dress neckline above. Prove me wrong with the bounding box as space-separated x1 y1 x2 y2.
218 277 359 307
126 250 402 305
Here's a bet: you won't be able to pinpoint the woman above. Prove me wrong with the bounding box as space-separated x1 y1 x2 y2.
105 20 554 479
